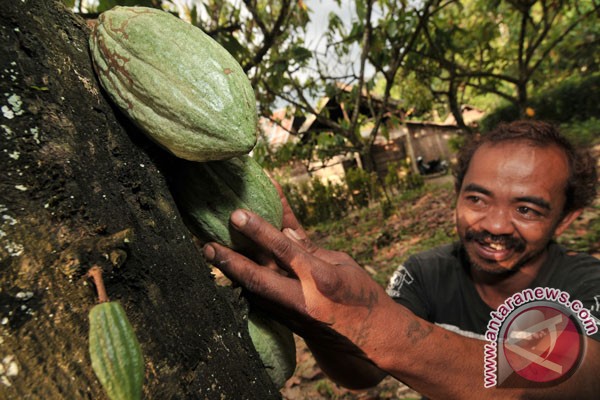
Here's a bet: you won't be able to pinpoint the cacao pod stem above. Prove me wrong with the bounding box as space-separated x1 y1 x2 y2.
87 265 110 303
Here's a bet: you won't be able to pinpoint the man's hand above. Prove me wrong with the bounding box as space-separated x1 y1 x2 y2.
202 209 394 353
202 180 390 389
203 207 393 388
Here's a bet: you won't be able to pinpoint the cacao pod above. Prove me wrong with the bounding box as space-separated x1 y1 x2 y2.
89 302 144 400
89 6 257 161
169 155 283 250
248 309 297 388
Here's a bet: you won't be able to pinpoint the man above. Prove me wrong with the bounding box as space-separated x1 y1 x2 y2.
202 120 600 398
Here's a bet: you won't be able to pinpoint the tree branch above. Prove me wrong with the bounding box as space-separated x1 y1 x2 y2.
241 0 294 73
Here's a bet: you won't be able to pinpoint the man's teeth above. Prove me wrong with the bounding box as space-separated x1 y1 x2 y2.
487 242 506 250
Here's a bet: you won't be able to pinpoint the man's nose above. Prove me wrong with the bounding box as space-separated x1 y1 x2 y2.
479 207 515 235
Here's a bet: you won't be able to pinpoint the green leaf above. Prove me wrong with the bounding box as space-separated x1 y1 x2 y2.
190 5 198 26
328 12 344 31
291 46 313 64
355 0 367 21
386 20 398 38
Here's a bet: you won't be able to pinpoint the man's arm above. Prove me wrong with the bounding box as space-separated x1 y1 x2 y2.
204 209 600 399
303 338 387 389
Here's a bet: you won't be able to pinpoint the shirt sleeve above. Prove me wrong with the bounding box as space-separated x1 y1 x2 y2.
385 256 430 320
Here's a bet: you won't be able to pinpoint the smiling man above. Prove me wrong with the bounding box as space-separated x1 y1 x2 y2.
203 120 600 398
457 127 582 277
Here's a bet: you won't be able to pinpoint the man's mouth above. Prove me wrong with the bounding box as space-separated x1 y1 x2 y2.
465 231 525 262
475 240 513 261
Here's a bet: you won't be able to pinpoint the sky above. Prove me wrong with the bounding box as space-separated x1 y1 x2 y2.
305 0 352 51
303 0 369 83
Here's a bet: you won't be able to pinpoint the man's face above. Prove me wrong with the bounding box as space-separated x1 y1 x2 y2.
455 141 577 275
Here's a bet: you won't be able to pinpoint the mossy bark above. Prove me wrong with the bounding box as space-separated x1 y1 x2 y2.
0 1 278 398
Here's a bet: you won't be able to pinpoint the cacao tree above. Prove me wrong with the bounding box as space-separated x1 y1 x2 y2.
411 0 600 122
0 1 281 398
258 0 440 173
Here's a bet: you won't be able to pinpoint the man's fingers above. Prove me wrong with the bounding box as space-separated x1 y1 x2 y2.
203 242 304 312
231 209 313 274
283 228 320 254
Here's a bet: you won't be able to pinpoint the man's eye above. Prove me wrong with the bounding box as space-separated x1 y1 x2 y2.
517 206 542 217
467 195 481 204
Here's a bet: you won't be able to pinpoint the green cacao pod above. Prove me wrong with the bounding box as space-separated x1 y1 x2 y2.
169 155 283 250
89 6 257 161
248 309 296 388
89 302 144 400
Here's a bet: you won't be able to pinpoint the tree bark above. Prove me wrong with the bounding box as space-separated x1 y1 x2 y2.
0 1 279 399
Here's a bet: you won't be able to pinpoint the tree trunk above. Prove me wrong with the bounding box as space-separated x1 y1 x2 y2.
517 81 528 118
0 1 279 399
447 79 468 132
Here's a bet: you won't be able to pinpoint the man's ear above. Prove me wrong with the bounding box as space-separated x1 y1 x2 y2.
554 209 583 237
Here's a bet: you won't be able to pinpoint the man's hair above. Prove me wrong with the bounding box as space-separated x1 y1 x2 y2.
454 120 598 215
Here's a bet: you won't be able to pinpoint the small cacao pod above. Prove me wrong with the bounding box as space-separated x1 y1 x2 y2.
89 302 144 400
89 6 257 161
169 155 283 250
248 309 297 388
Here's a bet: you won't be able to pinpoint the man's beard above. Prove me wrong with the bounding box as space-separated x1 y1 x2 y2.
463 229 529 275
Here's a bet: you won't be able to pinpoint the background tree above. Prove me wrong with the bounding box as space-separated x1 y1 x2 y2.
258 0 440 173
412 0 600 125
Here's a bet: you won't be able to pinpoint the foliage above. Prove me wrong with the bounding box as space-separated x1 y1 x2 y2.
560 118 600 147
480 73 600 141
281 181 310 224
447 134 466 153
345 167 380 208
279 159 429 228
410 0 600 128
281 177 349 227
384 160 424 194
258 0 441 171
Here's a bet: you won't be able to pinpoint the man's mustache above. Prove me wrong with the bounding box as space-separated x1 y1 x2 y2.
465 229 526 252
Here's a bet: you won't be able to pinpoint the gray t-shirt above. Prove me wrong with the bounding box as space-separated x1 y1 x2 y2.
386 241 600 341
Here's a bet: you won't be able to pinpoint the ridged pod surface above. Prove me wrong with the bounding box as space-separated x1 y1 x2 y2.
89 6 257 161
89 302 144 400
169 155 283 250
248 309 297 388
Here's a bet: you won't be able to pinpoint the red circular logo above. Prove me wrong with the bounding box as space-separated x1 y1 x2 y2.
502 306 582 383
